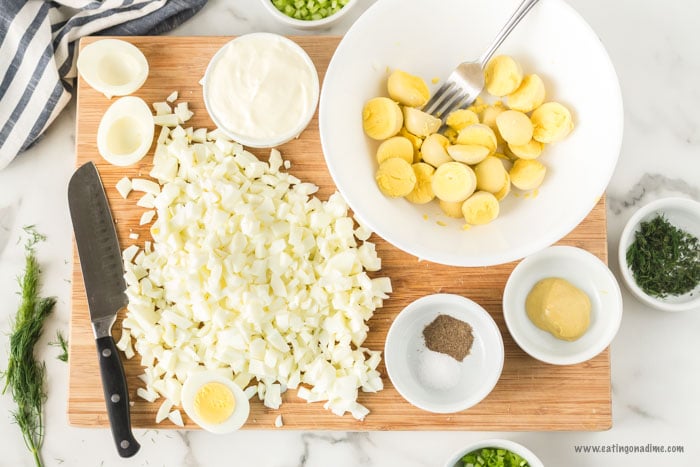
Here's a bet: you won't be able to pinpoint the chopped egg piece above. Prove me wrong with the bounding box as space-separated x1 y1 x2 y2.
136 193 155 209
131 178 160 195
152 102 172 116
139 210 155 225
168 409 184 427
116 177 132 199
155 399 173 424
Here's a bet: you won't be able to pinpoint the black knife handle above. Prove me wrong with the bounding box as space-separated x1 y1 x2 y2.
96 336 140 458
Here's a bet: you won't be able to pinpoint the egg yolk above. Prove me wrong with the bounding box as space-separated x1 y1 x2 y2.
193 382 236 425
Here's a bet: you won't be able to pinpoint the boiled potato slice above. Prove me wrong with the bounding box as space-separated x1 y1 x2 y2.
403 107 442 137
484 55 523 97
363 97 403 140
496 110 533 146
399 127 424 163
376 136 414 164
447 144 490 165
507 74 545 113
439 199 464 218
388 70 430 107
508 139 544 160
445 109 479 131
405 163 436 204
494 172 512 201
432 161 476 203
462 191 500 225
456 124 497 154
376 157 416 197
421 134 452 167
510 159 547 190
474 156 508 193
531 102 574 143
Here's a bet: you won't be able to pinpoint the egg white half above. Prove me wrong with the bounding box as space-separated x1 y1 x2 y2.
96 96 154 167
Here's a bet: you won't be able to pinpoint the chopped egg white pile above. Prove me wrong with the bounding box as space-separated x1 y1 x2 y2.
120 107 391 423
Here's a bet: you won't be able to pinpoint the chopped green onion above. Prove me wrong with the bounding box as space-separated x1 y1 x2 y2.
461 447 531 467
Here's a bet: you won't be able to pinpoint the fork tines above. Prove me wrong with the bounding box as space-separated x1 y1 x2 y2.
423 76 471 118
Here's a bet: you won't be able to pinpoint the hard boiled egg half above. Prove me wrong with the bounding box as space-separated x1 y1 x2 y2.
97 96 154 166
181 370 250 433
77 39 149 98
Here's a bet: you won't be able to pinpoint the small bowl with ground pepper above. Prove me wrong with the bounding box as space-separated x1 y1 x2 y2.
618 197 700 312
384 294 504 413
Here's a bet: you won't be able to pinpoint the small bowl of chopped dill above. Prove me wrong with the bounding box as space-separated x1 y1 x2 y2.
260 0 358 30
444 439 544 467
618 197 700 312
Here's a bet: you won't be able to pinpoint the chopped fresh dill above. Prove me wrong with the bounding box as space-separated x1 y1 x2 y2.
50 331 69 363
1 226 56 467
626 214 700 298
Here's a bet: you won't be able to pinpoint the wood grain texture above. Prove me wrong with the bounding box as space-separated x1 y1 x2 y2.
70 36 611 430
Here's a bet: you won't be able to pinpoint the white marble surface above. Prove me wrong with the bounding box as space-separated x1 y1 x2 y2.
1 0 699 465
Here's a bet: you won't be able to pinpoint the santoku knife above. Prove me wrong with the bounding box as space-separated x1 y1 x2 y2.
68 161 140 458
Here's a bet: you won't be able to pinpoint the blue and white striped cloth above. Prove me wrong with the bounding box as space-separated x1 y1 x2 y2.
0 0 206 170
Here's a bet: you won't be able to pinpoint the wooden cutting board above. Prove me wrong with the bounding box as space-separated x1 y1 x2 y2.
70 36 611 430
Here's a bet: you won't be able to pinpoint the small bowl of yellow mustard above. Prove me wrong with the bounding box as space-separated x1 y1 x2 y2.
502 246 623 365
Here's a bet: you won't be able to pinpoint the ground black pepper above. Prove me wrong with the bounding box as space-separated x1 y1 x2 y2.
422 314 474 361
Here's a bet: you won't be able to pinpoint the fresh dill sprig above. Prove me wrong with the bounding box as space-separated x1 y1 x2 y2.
1 226 56 467
49 331 69 363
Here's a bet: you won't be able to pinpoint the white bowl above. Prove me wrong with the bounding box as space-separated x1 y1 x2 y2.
202 33 319 148
502 246 622 365
618 197 700 312
319 0 623 267
443 439 544 467
258 0 358 30
384 294 504 413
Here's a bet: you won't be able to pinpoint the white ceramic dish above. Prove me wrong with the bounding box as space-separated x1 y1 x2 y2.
384 294 504 413
319 0 623 267
258 0 358 30
443 439 544 467
503 246 622 365
202 33 319 148
618 197 700 312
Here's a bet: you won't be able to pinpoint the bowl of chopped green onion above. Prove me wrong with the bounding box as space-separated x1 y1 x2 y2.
444 439 544 467
261 0 357 30
618 197 700 312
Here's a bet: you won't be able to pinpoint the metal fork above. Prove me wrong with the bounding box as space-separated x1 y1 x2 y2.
423 0 541 118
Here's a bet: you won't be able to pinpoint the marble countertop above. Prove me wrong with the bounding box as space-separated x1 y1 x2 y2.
1 0 699 465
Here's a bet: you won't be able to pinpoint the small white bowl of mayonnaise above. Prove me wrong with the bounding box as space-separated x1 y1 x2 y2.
202 33 319 148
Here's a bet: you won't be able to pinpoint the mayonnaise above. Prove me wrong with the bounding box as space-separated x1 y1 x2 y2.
204 33 319 147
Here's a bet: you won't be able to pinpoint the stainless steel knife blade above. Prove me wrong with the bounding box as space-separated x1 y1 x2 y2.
68 161 127 334
68 161 140 458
